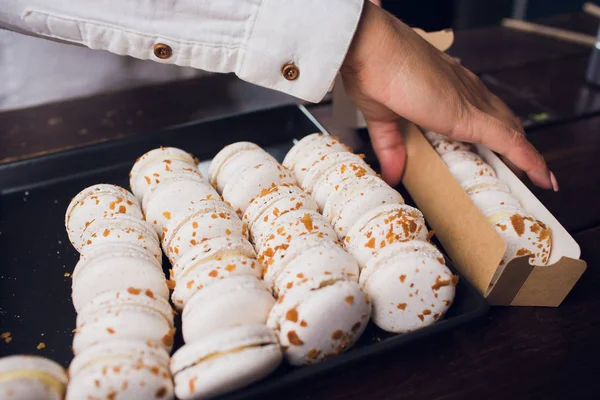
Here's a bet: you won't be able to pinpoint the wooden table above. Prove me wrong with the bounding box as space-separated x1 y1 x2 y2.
2 12 599 399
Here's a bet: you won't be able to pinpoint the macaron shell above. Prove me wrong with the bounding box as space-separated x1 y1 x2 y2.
248 191 319 250
173 345 281 400
272 243 360 297
144 175 219 235
172 236 256 281
423 130 447 141
461 176 511 194
333 185 405 238
163 203 247 263
215 149 276 193
301 151 368 193
182 288 275 343
66 358 173 400
469 189 522 215
257 210 337 266
293 142 352 187
72 254 168 312
275 280 370 366
441 150 497 182
131 157 198 201
0 355 67 400
282 133 330 170
364 258 456 333
493 213 552 272
344 204 428 267
322 174 388 224
359 240 446 288
171 256 262 310
312 161 377 211
430 138 474 155
65 184 142 248
222 160 296 215
208 142 262 187
78 215 161 261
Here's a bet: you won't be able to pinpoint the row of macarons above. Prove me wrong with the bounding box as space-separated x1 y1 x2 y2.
424 131 552 287
64 183 177 399
130 147 285 399
281 134 458 332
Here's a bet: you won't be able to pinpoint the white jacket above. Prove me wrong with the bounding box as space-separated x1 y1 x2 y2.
0 0 364 110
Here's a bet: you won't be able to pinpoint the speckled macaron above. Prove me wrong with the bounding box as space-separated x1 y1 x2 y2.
441 150 497 183
0 355 67 400
300 151 372 194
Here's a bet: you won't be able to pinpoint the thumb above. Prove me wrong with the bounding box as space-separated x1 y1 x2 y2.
366 118 406 186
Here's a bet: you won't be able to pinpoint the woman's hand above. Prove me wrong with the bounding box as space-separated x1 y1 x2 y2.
341 1 557 191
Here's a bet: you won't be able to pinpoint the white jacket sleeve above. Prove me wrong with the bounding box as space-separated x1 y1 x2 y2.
0 0 364 103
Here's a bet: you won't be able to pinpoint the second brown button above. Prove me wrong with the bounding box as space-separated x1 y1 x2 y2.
282 63 299 81
154 43 172 59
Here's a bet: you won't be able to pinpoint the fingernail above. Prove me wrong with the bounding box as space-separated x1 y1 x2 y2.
549 171 559 192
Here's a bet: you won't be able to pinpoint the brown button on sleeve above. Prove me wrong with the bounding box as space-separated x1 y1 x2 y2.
153 43 172 59
282 63 299 81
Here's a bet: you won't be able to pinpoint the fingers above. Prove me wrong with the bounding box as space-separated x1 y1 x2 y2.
452 106 553 189
366 118 407 186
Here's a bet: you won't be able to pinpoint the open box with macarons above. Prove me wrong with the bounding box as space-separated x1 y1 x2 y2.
399 122 587 306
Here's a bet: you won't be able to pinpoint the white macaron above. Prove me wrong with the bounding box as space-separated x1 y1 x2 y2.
257 210 338 268
222 159 296 215
172 255 262 311
71 243 168 313
344 203 429 267
311 161 377 211
78 214 161 261
143 171 220 235
323 175 405 238
73 289 175 355
170 324 282 400
429 138 474 155
441 150 497 182
461 177 521 214
162 199 246 263
243 183 318 249
0 355 67 400
208 142 271 191
65 184 142 249
360 240 456 333
67 339 174 400
181 275 275 343
130 146 197 201
300 151 372 194
267 278 370 366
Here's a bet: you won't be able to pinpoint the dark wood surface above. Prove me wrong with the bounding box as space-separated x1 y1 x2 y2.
1 11 600 400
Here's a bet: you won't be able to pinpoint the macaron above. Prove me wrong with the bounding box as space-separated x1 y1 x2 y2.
311 161 378 211
429 138 474 155
359 240 445 288
65 184 143 249
283 134 352 187
78 214 161 261
67 339 173 400
272 239 360 297
423 130 447 142
210 146 277 193
441 150 497 182
172 255 262 311
300 151 372 194
162 199 247 263
222 159 296 215
323 175 405 238
0 355 67 400
130 146 197 201
243 184 318 249
181 275 275 343
491 211 552 274
170 324 282 400
143 171 220 235
267 278 370 366
344 203 429 267
257 210 338 268
171 236 256 282
72 243 168 312
363 252 456 333
73 289 175 355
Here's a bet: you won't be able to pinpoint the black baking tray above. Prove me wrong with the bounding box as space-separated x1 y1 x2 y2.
0 104 488 399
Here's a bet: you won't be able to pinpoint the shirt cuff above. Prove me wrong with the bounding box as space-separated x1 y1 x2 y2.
237 0 364 103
